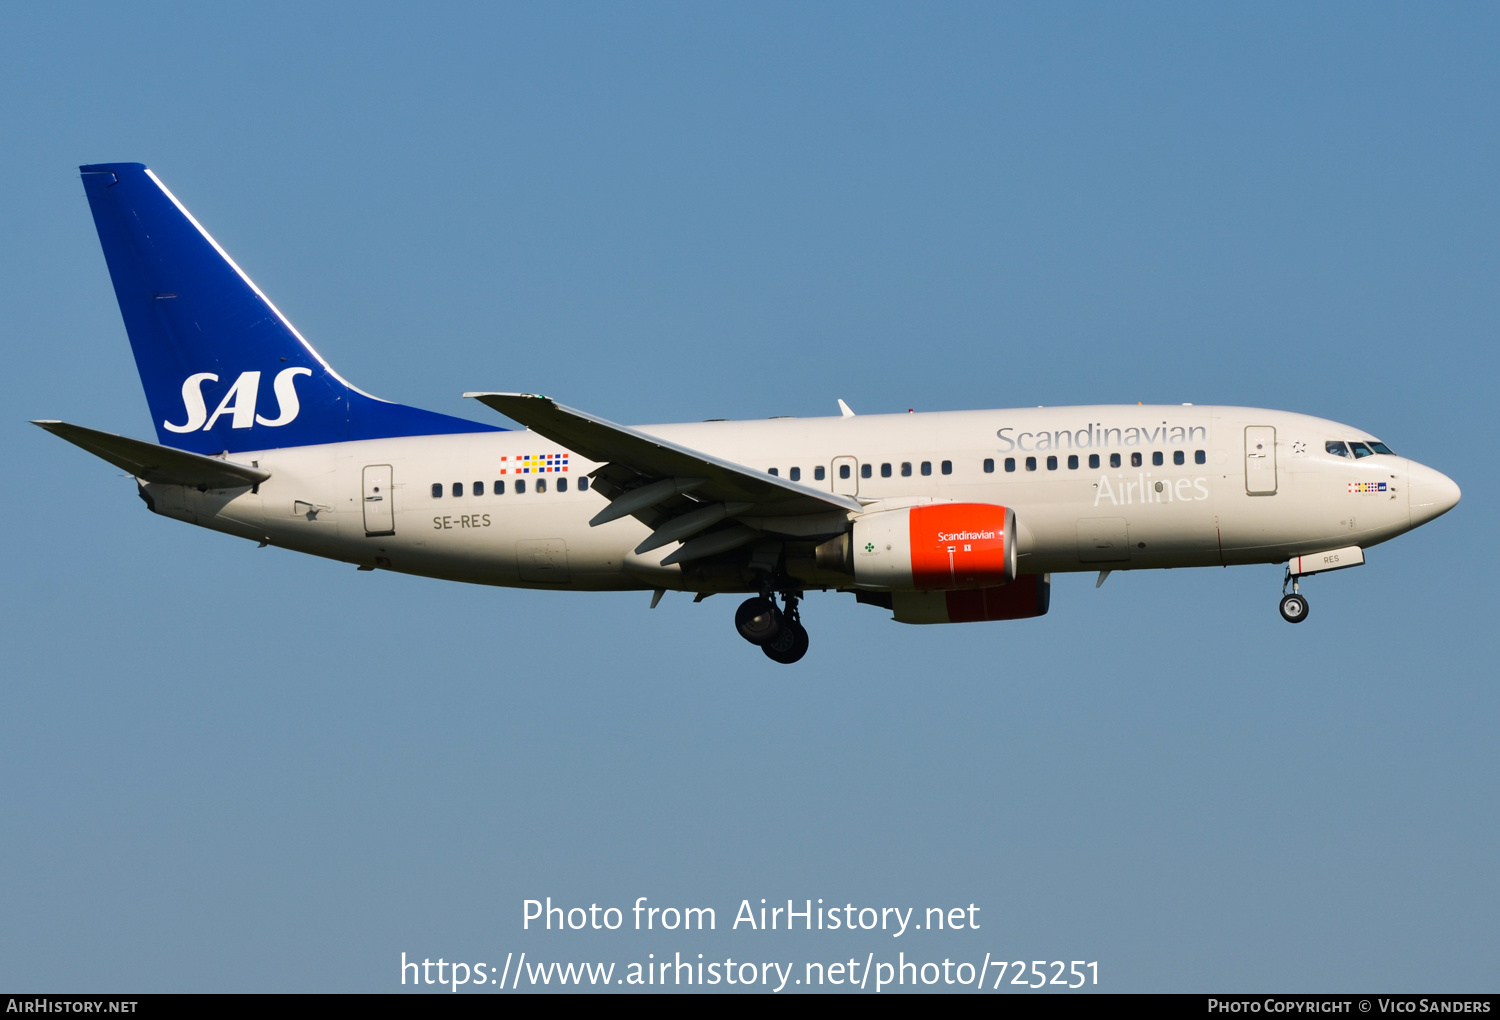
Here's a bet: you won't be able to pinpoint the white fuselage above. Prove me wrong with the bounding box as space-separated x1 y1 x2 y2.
140 404 1453 593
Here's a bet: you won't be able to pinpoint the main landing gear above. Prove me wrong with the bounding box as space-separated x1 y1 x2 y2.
735 592 809 664
1279 570 1309 624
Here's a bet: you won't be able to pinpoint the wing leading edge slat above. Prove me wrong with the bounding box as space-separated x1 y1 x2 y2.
464 393 860 520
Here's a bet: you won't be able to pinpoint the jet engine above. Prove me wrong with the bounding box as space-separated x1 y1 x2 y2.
846 502 1017 590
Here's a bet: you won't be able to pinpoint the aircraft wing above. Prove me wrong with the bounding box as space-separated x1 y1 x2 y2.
465 394 860 555
32 420 271 489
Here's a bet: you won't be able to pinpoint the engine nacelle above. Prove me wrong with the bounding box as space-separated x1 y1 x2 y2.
851 502 1017 590
892 573 1051 624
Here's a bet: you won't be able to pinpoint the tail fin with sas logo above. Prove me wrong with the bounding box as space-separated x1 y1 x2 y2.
79 163 499 455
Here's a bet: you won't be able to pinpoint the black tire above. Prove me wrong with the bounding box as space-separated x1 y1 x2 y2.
1279 593 1309 624
735 596 782 645
762 620 809 664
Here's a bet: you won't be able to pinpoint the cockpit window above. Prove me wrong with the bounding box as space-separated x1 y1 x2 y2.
1369 441 1395 455
1350 442 1374 458
1325 441 1349 457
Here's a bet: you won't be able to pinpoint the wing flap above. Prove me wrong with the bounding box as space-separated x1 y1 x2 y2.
33 420 271 489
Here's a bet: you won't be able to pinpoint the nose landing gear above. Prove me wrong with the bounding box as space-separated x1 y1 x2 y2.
1279 570 1310 623
734 592 809 663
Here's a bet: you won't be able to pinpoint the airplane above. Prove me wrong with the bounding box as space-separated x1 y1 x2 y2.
35 162 1462 664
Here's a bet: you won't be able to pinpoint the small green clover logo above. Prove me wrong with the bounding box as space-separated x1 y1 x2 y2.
864 542 875 552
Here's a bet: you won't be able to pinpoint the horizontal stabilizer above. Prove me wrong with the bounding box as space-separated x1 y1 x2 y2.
32 420 270 489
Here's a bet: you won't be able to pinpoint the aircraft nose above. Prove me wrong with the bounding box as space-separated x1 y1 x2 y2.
1407 460 1461 527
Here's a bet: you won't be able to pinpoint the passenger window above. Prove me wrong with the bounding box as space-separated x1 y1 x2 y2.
921 461 932 476
789 467 801 481
941 460 952 475
880 463 892 478
1152 451 1163 466
494 480 505 494
1025 456 1037 472
1046 455 1057 470
452 482 464 497
1370 441 1395 455
814 466 826 481
1068 454 1079 470
1004 457 1016 472
578 477 588 491
431 483 443 498
1110 453 1121 468
557 477 568 492
1350 442 1374 459
901 462 912 477
768 467 779 476
1089 454 1100 469
983 458 994 473
1325 441 1349 457
1130 453 1142 468
860 463 872 479
473 480 484 496
1195 450 1206 464
839 465 851 479
1173 450 1185 466
515 479 526 494
536 478 547 493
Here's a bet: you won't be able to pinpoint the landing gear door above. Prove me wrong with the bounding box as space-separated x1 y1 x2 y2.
362 464 395 536
831 456 859 496
1245 427 1277 495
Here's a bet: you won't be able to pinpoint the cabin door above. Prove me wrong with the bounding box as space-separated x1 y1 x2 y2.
1244 427 1278 495
362 464 396 535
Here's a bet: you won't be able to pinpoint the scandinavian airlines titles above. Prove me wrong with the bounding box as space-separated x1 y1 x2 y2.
996 421 1207 452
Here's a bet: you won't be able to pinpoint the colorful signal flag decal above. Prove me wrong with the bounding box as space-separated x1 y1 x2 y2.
512 453 570 475
1348 481 1387 493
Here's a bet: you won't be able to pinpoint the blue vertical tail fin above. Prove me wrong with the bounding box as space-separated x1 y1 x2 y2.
79 162 499 454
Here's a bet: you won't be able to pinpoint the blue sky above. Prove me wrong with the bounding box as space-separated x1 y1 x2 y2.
2 2 1496 992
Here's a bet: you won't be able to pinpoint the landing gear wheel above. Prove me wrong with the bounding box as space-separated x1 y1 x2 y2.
1279 593 1309 624
735 596 783 645
762 619 809 664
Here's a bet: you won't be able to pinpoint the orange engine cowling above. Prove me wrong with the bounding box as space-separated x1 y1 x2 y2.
851 503 1017 590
